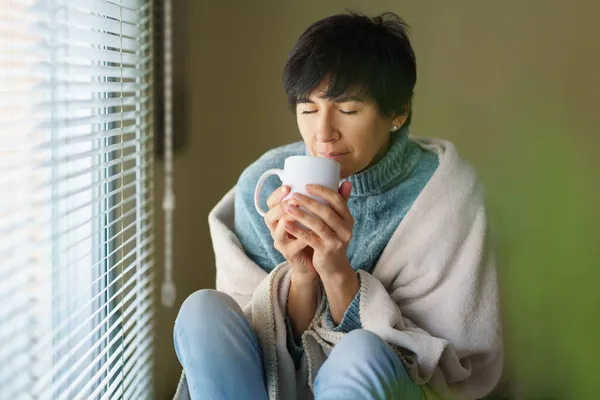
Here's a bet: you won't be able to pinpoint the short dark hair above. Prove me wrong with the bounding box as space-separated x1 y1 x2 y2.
283 11 417 125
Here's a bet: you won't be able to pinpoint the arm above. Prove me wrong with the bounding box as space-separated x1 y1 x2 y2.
321 270 363 333
321 265 359 325
287 274 319 342
234 168 318 366
282 183 364 334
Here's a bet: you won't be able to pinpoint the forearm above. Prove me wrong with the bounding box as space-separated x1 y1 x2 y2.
321 268 360 325
287 274 319 342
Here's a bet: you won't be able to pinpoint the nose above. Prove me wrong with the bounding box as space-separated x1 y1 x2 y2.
315 111 339 143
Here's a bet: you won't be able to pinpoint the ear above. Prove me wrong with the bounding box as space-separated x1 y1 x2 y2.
392 104 410 130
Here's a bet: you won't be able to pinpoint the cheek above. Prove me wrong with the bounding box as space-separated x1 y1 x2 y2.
296 117 314 151
352 142 375 164
346 123 386 165
344 123 379 152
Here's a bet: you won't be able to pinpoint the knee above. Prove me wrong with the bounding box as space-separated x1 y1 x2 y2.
316 330 397 387
334 329 388 358
317 330 421 399
175 289 241 331
325 329 401 370
318 329 409 382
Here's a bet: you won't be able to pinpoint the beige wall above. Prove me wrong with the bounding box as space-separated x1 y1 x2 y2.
154 1 600 398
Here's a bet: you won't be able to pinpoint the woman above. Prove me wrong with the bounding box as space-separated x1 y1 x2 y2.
174 11 503 400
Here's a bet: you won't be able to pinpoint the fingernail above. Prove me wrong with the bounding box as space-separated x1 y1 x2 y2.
305 184 313 191
287 204 298 213
281 186 289 193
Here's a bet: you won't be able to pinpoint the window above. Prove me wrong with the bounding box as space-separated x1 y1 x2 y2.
0 0 155 398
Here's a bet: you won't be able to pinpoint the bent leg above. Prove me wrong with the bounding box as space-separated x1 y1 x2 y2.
173 289 268 400
314 329 424 400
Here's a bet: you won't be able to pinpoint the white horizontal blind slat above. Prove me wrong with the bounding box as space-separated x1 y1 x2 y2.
79 297 153 399
1 62 146 80
0 0 154 398
31 0 141 24
0 120 153 149
0 135 149 171
96 279 153 399
29 255 154 368
122 330 153 397
0 45 148 65
32 23 140 52
0 182 153 256
33 273 152 398
0 179 153 259
2 222 154 303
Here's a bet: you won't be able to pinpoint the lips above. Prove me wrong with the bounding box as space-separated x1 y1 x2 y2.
319 152 348 158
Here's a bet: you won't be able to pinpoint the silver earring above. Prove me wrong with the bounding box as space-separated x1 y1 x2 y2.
391 125 399 132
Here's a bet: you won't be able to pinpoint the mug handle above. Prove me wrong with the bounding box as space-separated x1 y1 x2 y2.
254 168 284 217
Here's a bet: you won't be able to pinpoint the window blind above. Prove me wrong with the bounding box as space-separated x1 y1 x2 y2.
0 0 155 399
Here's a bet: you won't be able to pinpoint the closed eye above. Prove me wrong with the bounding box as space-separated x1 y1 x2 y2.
301 110 317 114
340 110 358 115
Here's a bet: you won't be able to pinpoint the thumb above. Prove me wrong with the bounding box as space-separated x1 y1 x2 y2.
338 181 352 202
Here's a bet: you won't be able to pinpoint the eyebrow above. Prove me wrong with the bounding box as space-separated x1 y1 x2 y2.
297 94 365 104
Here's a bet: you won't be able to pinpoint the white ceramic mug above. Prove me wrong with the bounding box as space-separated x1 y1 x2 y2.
254 155 341 217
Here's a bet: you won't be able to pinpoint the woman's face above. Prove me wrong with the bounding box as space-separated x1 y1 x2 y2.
296 81 407 179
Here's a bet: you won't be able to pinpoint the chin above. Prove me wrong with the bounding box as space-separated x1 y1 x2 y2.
339 160 359 179
340 167 353 180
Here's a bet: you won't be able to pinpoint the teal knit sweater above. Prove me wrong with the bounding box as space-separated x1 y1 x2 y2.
234 128 439 367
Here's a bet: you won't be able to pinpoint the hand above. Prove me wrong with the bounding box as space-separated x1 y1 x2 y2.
263 185 318 283
283 181 355 280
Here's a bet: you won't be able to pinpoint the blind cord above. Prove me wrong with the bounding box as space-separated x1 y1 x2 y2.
161 0 176 308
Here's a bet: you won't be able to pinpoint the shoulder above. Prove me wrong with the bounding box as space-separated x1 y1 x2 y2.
235 141 306 210
238 141 305 184
410 135 485 211
411 135 479 184
407 137 440 181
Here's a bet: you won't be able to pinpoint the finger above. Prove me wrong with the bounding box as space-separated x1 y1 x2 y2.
264 201 288 234
274 215 295 246
288 194 349 238
283 235 310 259
285 203 336 242
266 185 290 210
283 218 321 250
274 217 310 259
338 181 352 202
305 184 353 222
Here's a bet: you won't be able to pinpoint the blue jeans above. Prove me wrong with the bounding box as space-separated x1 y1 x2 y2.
174 289 424 400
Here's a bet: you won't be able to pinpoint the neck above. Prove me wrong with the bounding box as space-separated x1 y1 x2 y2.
361 137 390 173
346 129 418 195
